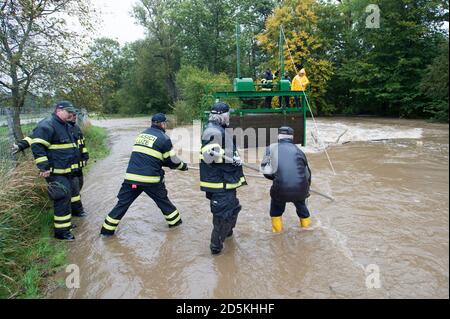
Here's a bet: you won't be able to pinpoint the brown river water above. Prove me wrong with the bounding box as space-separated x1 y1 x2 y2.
49 117 449 299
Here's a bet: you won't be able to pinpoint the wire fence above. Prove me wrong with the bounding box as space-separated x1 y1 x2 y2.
0 107 54 175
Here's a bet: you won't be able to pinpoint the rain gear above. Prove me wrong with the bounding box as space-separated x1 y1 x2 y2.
291 68 310 91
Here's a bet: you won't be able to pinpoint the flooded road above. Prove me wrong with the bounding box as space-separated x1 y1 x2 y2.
50 117 449 299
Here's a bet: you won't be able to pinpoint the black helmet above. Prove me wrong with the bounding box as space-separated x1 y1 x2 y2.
278 126 294 135
152 113 167 123
54 101 77 113
211 102 231 115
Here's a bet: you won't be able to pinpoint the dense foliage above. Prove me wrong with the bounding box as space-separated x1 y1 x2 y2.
2 0 448 123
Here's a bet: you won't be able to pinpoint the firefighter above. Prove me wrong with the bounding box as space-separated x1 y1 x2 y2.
100 113 188 236
279 72 291 108
261 68 274 108
260 126 312 232
15 109 89 218
67 110 89 217
31 101 80 240
199 102 247 255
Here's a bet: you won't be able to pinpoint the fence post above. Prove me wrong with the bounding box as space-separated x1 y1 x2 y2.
5 107 18 164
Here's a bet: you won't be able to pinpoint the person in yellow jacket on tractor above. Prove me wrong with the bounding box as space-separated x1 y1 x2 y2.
291 68 310 109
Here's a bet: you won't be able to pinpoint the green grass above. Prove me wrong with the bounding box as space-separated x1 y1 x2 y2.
82 124 110 172
0 123 37 138
0 124 110 299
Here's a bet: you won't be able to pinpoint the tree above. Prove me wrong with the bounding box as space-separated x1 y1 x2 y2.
0 0 94 140
168 0 275 77
420 41 449 122
114 39 172 115
53 62 105 113
133 0 181 102
327 0 448 116
86 38 124 113
257 0 334 114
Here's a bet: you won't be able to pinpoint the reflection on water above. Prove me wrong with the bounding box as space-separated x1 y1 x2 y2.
50 117 449 299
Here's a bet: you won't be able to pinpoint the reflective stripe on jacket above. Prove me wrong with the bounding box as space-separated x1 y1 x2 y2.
124 124 186 186
30 114 79 175
68 122 89 171
199 121 247 193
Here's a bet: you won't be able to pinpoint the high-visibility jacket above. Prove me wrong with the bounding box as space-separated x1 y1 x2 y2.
199 121 247 193
16 135 34 151
124 124 186 186
31 114 79 175
19 121 89 173
261 139 311 202
291 72 310 91
68 122 89 172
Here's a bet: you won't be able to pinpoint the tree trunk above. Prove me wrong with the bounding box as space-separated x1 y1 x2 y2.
166 72 178 102
5 107 19 164
6 107 24 141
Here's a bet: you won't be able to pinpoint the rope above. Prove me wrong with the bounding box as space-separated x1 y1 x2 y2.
188 165 335 202
280 26 337 175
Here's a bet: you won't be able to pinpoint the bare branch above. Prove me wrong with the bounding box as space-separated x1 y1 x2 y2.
0 79 12 89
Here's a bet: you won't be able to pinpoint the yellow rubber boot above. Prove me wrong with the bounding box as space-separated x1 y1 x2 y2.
272 217 283 233
300 217 311 229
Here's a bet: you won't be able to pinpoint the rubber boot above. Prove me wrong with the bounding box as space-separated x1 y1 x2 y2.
300 217 311 229
227 210 240 238
100 226 115 237
169 218 183 229
210 216 226 255
54 230 75 241
72 210 88 218
271 216 283 233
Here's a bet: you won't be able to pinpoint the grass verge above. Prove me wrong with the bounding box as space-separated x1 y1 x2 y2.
0 123 110 299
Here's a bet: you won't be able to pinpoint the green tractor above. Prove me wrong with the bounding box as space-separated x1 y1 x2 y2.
202 25 309 148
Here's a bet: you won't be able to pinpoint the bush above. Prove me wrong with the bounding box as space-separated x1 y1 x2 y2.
0 123 110 298
82 124 110 165
175 65 231 122
171 100 197 125
0 161 61 298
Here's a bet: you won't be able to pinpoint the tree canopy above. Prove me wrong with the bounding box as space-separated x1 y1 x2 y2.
1 0 448 129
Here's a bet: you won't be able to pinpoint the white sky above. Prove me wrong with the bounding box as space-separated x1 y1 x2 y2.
92 0 146 45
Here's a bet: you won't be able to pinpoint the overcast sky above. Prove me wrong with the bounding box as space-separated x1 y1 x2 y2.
92 0 146 45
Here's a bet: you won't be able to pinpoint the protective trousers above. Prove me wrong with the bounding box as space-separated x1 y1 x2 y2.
70 173 85 216
270 198 310 219
206 190 241 253
101 182 180 234
46 175 73 235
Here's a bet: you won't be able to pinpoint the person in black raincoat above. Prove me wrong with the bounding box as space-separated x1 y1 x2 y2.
260 126 312 232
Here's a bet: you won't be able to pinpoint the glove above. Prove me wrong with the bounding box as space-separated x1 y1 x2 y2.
232 156 242 167
205 148 223 163
179 162 188 171
11 143 20 155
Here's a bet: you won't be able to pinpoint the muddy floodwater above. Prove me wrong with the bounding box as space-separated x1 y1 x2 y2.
49 117 449 299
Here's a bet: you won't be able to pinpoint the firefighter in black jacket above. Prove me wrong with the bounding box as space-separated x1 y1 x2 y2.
100 113 188 236
15 109 89 218
67 110 89 217
260 126 312 232
200 102 247 255
30 101 80 240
